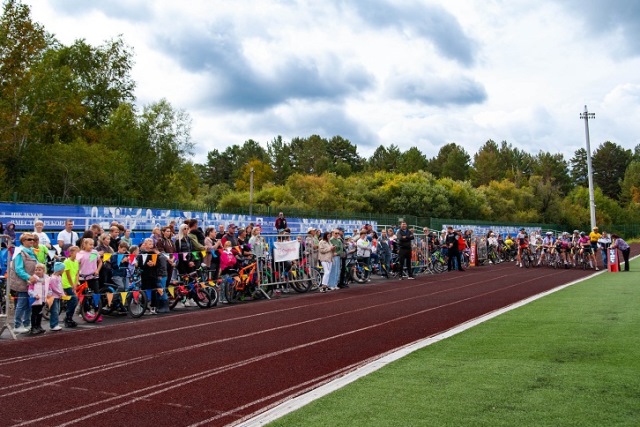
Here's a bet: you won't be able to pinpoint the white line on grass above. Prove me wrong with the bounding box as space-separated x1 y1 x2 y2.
238 265 630 426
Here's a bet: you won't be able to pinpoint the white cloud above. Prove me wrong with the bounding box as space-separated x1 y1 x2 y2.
23 0 640 163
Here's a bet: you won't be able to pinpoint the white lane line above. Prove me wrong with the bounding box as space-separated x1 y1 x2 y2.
1 273 508 396
237 270 608 426
11 272 550 426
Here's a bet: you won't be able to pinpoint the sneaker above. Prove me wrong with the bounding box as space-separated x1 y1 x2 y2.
14 326 29 334
96 315 103 323
65 319 78 328
30 328 44 335
149 307 157 315
407 276 416 280
50 325 63 331
595 267 600 271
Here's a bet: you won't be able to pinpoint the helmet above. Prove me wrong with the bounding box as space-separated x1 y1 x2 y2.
546 232 553 236
580 232 586 237
573 230 579 234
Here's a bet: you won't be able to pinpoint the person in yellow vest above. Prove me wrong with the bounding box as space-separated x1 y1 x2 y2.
589 226 602 268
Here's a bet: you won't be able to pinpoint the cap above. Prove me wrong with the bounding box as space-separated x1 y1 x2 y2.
307 227 315 233
519 227 525 231
228 223 236 229
546 231 553 235
53 262 66 272
593 226 599 230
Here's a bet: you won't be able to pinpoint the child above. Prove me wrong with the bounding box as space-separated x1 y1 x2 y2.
62 246 80 328
29 263 49 335
77 238 103 322
48 262 66 331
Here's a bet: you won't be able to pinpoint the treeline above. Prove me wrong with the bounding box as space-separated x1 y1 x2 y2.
2 1 640 232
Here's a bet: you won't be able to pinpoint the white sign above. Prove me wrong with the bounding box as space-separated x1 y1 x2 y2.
273 241 300 262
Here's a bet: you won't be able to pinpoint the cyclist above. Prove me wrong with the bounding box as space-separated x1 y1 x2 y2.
538 232 555 266
487 232 499 264
578 232 599 271
559 232 573 267
571 230 581 266
515 228 528 268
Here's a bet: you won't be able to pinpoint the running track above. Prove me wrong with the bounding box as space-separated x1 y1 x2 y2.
0 260 617 426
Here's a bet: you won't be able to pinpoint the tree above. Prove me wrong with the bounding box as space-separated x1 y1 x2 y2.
0 0 51 180
267 135 293 185
326 135 363 176
532 151 571 194
235 159 275 191
290 135 330 175
367 144 401 172
432 143 471 181
499 141 533 185
570 148 588 187
592 141 632 199
471 140 503 186
620 160 640 204
397 146 428 173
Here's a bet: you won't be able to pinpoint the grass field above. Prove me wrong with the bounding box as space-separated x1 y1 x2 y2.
269 260 640 427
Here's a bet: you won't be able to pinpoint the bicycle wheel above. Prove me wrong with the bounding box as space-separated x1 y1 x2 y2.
291 269 312 293
127 291 147 318
522 253 530 268
193 287 213 308
80 292 103 323
205 286 218 307
99 287 115 315
223 276 239 304
352 263 370 283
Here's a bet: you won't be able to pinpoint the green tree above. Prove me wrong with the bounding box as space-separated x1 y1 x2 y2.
235 159 275 191
620 160 640 204
532 151 571 194
0 0 51 180
471 140 503 186
397 146 428 173
290 135 330 175
592 141 632 199
429 143 471 181
570 148 588 187
367 144 401 172
326 135 363 176
267 135 293 185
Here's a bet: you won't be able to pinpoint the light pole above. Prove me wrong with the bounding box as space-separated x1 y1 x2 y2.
249 167 255 216
580 105 596 230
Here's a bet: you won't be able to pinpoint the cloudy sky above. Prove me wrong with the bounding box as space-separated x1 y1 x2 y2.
24 0 640 163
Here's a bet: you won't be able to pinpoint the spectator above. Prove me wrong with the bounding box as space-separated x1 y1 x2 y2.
33 220 52 249
356 230 372 272
598 231 611 268
221 224 238 247
203 227 221 276
610 234 631 272
138 238 159 314
156 226 177 282
305 227 319 268
8 233 38 333
150 226 162 246
275 212 287 232
120 228 133 247
397 222 415 279
108 226 121 252
318 231 334 292
175 223 196 275
248 227 267 258
6 222 16 245
48 261 66 331
62 246 80 328
28 263 49 335
77 237 103 322
329 229 343 289
57 219 79 251
215 224 225 240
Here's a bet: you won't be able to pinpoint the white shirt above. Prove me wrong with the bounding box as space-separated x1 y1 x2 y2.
57 229 79 246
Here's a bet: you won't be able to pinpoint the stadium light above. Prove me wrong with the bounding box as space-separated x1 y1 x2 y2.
579 105 596 230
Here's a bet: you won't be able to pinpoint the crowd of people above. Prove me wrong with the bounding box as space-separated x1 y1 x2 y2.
3 213 632 336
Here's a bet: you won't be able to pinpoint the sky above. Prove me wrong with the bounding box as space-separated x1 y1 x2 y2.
24 0 640 163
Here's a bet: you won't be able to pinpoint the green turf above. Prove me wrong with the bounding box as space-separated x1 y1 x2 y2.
269 261 640 427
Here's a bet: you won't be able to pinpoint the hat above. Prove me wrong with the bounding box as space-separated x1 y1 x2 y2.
228 223 236 229
53 262 66 272
546 232 553 235
307 227 315 233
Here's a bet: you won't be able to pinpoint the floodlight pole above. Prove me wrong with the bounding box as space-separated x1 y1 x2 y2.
580 105 596 230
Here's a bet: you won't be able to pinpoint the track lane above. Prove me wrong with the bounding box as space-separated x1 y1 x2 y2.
1 262 602 426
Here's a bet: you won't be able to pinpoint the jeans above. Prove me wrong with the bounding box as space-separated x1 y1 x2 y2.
14 291 31 329
63 287 78 321
157 276 168 302
329 256 340 288
49 298 60 328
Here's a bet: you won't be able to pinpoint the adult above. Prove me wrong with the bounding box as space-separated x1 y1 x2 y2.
445 226 462 272
57 219 79 251
248 227 267 258
138 238 160 314
33 220 52 249
9 233 38 333
187 219 206 246
156 226 177 283
329 229 343 289
597 231 611 268
96 232 114 287
318 231 335 292
275 212 287 233
175 223 196 275
215 224 226 240
610 234 631 272
120 228 133 247
203 227 221 279
220 224 238 247
396 222 415 279
589 226 602 268
150 226 162 247
356 230 372 270
305 227 319 268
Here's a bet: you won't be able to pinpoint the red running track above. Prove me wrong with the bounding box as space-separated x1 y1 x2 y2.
0 262 608 426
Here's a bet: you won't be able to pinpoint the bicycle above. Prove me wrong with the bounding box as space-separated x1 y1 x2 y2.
100 271 148 319
168 271 216 309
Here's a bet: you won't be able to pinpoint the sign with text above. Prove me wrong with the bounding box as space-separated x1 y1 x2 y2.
273 240 300 262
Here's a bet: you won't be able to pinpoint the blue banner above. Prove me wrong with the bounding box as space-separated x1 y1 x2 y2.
0 202 375 234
